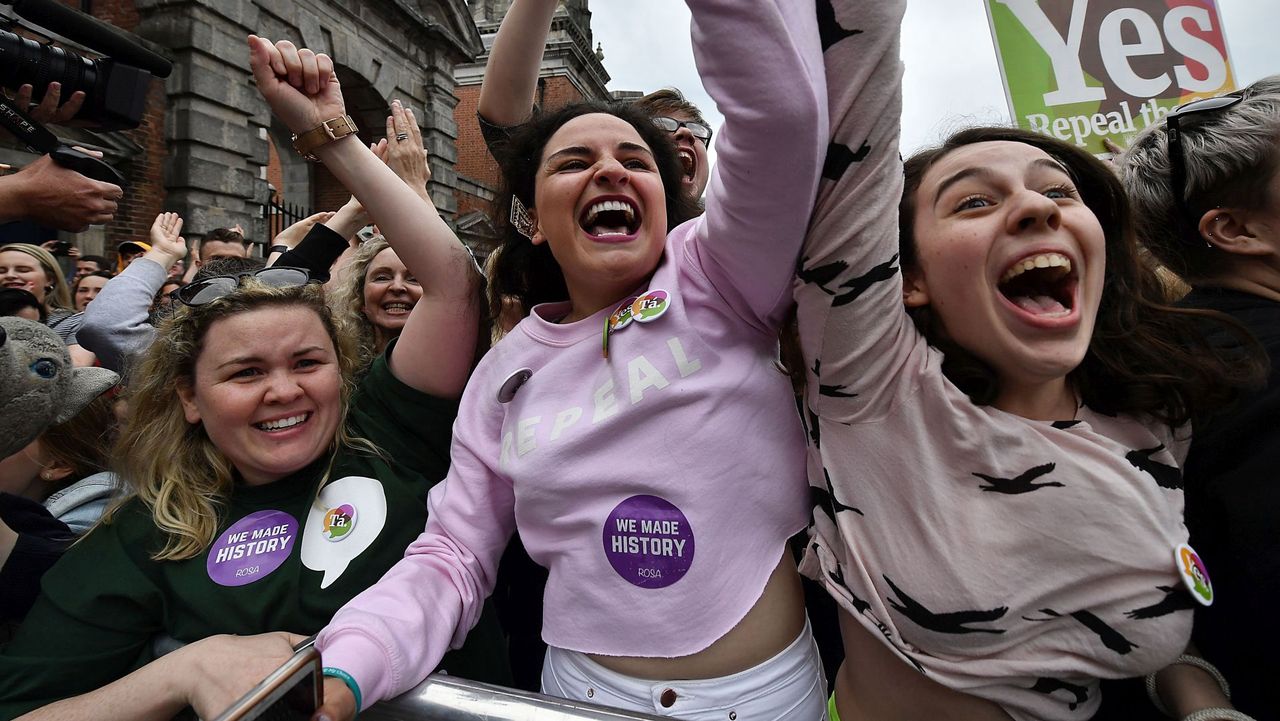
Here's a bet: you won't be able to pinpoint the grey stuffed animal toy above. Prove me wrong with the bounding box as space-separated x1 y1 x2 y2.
0 317 119 459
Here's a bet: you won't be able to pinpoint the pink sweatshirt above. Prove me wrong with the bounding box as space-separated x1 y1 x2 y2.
317 0 827 707
795 2 1193 719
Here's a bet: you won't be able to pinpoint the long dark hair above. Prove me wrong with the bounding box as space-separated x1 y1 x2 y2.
488 101 702 318
899 126 1263 426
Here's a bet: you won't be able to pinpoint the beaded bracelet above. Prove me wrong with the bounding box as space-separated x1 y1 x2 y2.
1146 654 1232 716
322 666 362 716
1182 709 1257 721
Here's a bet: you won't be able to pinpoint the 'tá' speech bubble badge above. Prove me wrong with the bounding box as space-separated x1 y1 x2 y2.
302 476 387 589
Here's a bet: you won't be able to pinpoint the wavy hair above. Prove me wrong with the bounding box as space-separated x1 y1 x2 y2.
109 280 369 561
899 126 1263 427
0 243 72 311
1120 75 1280 282
331 236 393 371
488 101 703 318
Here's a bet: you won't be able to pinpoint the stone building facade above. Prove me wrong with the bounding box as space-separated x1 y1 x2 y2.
2 0 483 255
2 0 616 261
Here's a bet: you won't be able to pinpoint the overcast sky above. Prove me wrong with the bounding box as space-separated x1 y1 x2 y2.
589 0 1280 157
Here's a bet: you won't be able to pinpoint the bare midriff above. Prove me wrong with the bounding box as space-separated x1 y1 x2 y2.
588 550 805 680
833 611 1015 721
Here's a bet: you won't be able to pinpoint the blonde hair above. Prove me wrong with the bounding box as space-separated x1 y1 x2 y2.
331 237 393 372
110 280 369 561
0 243 73 311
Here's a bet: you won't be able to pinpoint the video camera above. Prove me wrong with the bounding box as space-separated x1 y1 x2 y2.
0 0 173 183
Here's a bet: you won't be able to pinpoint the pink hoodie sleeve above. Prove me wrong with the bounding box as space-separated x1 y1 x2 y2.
682 0 828 334
315 365 515 707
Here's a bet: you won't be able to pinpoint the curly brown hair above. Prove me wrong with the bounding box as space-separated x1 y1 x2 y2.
899 126 1263 427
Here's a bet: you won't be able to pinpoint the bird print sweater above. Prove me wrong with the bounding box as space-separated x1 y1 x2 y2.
795 2 1194 719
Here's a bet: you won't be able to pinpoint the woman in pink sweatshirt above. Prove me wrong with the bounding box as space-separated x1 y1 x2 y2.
283 1 832 720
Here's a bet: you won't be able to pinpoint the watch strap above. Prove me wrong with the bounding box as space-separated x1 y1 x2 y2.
291 115 357 161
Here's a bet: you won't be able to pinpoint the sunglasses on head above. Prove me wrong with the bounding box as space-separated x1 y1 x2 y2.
1165 90 1247 248
651 116 713 146
170 267 312 307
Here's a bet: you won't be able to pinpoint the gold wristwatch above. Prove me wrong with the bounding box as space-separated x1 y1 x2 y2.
291 115 358 161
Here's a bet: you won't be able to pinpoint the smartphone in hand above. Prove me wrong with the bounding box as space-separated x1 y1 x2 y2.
211 638 322 721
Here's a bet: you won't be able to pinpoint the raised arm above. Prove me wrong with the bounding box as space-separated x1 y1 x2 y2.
476 0 558 128
793 0 911 420
78 213 187 372
248 36 481 399
686 0 827 332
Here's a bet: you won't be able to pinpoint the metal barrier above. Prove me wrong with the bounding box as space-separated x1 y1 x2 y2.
363 674 670 721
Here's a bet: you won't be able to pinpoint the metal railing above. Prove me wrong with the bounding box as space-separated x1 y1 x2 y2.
263 195 313 242
364 675 670 721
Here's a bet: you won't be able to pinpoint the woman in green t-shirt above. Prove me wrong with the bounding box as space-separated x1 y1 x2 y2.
0 48 505 720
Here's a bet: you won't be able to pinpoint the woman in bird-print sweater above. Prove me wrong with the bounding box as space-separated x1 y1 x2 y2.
795 1 1262 720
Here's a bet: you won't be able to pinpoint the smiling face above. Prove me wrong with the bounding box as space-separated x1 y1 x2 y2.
0 250 51 304
74 274 108 311
361 247 421 337
906 141 1106 403
531 113 668 319
177 305 342 486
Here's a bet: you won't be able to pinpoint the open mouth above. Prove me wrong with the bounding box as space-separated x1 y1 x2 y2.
676 147 696 181
381 301 413 315
254 413 311 433
997 252 1076 319
580 198 641 239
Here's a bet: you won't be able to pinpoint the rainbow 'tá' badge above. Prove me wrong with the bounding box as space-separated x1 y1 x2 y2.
1175 543 1213 606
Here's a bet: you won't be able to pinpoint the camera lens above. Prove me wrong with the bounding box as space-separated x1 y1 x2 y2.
0 29 98 105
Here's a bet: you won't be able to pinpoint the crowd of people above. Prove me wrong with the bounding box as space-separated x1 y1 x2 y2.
0 1 1275 720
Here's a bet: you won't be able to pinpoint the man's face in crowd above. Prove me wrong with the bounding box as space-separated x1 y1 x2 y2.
201 240 249 262
75 259 101 279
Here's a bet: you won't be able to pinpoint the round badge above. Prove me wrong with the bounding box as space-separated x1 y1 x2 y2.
610 297 639 332
1175 543 1213 606
496 367 533 404
631 290 670 323
602 495 694 589
322 504 357 542
206 510 298 587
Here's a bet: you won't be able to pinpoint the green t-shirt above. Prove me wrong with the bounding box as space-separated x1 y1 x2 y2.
0 349 510 717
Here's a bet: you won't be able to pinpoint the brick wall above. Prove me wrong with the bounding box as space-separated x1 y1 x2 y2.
266 136 283 203
453 75 589 221
57 0 167 252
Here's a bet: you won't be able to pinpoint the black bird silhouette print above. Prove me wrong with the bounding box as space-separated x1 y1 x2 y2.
883 575 1008 634
816 0 863 52
1030 677 1090 711
1125 586 1196 620
833 254 899 307
806 356 857 399
1024 609 1139 655
823 141 872 182
1125 445 1183 490
797 256 847 290
974 462 1064 495
811 467 864 520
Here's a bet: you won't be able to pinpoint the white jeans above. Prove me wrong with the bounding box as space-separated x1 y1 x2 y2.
541 619 828 721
